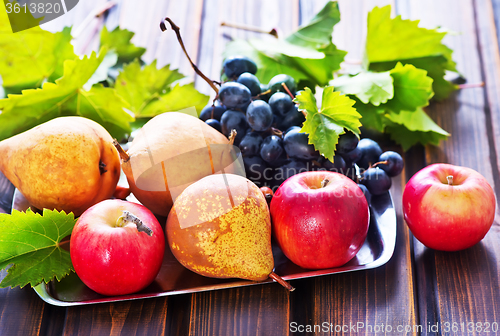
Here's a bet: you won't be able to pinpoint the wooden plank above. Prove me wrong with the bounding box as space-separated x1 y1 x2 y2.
287 1 418 334
399 0 500 331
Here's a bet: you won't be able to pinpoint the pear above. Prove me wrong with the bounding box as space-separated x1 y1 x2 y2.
166 173 294 290
0 117 121 216
118 112 241 217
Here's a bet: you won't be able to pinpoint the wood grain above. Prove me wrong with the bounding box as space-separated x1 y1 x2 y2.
401 0 500 333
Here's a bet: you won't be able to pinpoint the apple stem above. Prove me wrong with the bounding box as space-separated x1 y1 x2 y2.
321 178 330 188
113 139 130 162
269 272 295 291
447 175 454 186
117 210 153 236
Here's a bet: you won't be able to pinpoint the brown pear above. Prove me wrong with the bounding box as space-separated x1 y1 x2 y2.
119 112 240 217
0 117 121 216
166 173 293 290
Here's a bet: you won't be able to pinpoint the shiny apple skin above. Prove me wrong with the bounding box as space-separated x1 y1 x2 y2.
270 171 370 269
403 163 496 251
70 199 165 296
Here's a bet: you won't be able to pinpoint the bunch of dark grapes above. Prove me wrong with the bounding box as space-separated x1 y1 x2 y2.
199 55 404 204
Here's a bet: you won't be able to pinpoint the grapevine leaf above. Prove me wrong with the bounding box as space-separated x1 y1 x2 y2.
384 109 450 150
0 209 77 289
383 62 434 112
295 87 361 162
100 26 146 64
365 5 458 100
285 1 341 49
331 71 394 106
0 48 133 141
114 59 209 117
222 1 345 87
223 39 310 85
0 13 76 93
352 99 386 133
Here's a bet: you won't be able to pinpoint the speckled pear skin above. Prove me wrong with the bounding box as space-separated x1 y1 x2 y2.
166 174 274 281
0 117 121 216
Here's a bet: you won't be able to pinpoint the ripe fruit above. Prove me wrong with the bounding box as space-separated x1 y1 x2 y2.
270 171 370 269
119 112 237 217
0 117 120 216
70 199 165 296
166 173 293 290
403 163 496 251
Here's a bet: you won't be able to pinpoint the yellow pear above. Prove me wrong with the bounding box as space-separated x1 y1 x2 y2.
118 112 241 217
166 173 293 290
0 117 121 216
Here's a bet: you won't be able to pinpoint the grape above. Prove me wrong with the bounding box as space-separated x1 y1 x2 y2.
319 155 346 172
220 110 248 146
361 167 392 195
239 132 263 157
337 132 359 154
246 100 273 132
340 146 362 164
218 82 251 111
357 184 372 204
273 159 308 186
205 119 222 133
260 135 285 165
275 104 306 130
243 155 268 187
223 56 257 79
268 74 296 94
237 72 261 96
377 151 404 177
283 127 319 160
199 104 226 121
357 138 383 169
269 92 293 117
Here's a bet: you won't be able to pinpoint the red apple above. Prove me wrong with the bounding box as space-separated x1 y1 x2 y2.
70 199 165 296
403 163 496 251
270 171 370 269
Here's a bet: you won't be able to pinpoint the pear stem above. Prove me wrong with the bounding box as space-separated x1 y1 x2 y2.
269 272 295 291
116 210 153 236
113 139 130 162
447 175 454 186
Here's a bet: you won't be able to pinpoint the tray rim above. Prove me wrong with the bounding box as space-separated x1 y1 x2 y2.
32 191 397 307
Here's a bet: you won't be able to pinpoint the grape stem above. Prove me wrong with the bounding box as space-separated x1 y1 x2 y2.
457 82 484 89
113 139 130 162
269 272 295 291
221 22 279 38
371 160 388 168
281 83 295 99
228 129 237 145
160 18 220 95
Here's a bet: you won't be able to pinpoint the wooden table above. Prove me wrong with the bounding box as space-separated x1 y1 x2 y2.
1 0 500 334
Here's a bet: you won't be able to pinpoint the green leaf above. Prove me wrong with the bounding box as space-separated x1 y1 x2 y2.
331 71 394 106
100 26 146 64
0 48 133 141
383 62 434 112
222 1 345 87
352 99 387 133
0 19 76 93
0 209 77 289
365 5 458 100
285 1 341 49
295 87 361 161
223 39 310 85
115 59 208 117
384 109 450 150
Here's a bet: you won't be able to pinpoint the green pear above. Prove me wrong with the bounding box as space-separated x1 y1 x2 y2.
0 117 121 216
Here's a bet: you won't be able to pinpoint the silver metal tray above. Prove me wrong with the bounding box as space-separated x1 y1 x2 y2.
10 187 396 307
